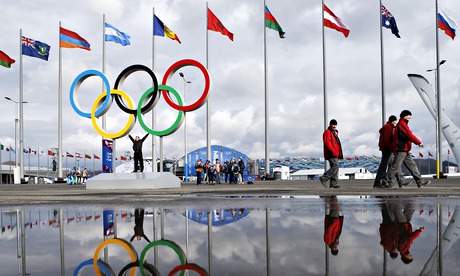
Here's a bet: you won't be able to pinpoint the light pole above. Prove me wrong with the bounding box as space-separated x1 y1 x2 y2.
179 72 191 182
4 97 28 177
427 59 446 179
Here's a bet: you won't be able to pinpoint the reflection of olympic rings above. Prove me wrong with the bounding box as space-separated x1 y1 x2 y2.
74 238 208 276
69 59 211 138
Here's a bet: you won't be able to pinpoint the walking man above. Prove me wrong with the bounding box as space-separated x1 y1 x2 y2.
374 115 409 188
384 110 431 188
320 119 343 188
129 133 149 172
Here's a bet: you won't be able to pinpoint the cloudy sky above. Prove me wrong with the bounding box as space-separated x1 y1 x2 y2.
1 0 459 166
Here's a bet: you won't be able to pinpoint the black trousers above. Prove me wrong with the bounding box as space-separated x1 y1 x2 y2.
133 151 144 172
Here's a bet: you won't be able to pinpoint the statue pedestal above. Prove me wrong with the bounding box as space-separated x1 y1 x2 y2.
85 172 181 190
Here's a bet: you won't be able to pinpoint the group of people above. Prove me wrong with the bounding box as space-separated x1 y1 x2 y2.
67 167 88 185
195 157 245 185
320 110 431 189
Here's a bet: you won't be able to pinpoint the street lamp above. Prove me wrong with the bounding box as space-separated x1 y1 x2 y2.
427 59 446 179
4 97 28 179
179 72 191 182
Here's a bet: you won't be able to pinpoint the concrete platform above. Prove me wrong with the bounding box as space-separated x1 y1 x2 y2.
85 172 181 190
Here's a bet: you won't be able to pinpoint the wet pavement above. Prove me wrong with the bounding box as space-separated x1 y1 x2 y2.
1 177 459 206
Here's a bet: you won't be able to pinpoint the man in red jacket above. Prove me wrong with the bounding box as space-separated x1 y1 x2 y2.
374 115 410 188
320 119 343 188
384 110 431 188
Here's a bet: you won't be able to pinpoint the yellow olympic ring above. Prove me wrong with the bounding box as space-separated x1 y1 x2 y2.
93 238 138 276
91 89 136 139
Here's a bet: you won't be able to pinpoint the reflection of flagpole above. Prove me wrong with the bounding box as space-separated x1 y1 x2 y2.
59 209 65 275
207 211 212 274
263 0 270 180
265 206 270 275
19 30 25 182
379 0 386 125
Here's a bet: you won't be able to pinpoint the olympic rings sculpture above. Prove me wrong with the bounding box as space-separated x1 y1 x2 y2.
70 59 211 139
74 238 208 276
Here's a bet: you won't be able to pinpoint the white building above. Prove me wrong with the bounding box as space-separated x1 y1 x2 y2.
290 167 374 181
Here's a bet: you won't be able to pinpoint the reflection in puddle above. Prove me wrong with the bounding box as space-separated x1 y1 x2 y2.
1 196 459 275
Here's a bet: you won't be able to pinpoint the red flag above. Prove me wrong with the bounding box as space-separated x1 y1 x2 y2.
324 4 350 38
75 152 82 158
48 150 55 156
120 156 127 161
94 154 100 160
346 157 352 161
66 152 74 157
419 152 424 158
207 8 234 41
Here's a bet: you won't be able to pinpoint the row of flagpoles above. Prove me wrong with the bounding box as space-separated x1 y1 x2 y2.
0 2 457 180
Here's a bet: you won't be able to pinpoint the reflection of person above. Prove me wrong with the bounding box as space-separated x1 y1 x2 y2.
379 201 399 258
324 196 344 255
320 119 343 189
391 200 424 264
130 208 150 243
383 110 431 188
129 133 149 172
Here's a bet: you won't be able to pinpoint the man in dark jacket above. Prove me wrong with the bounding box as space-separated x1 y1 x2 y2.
320 119 343 188
129 133 149 172
384 110 430 188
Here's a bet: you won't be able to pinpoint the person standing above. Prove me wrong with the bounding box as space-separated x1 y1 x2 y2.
374 115 409 188
129 133 149 172
237 157 245 184
195 159 203 185
320 119 343 188
384 110 431 188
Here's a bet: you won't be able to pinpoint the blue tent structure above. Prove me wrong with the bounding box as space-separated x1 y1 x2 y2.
185 208 250 226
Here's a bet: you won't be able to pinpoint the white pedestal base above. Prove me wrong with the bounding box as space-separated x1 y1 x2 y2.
85 172 181 190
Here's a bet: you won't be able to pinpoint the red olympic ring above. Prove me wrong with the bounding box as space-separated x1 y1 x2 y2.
168 263 209 276
161 59 211 112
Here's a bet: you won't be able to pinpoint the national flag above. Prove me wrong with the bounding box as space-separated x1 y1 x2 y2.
354 156 359 160
86 215 92 221
28 148 37 154
323 4 350 38
448 149 451 155
0 144 3 150
22 36 51 61
66 152 73 157
48 150 55 156
120 155 127 161
8 146 15 153
94 154 100 160
105 22 131 46
0 50 15 68
372 155 377 160
265 5 285 38
428 151 433 157
207 8 234 41
153 15 181 44
346 157 352 161
410 152 415 158
438 9 457 40
381 5 400 38
23 148 28 153
85 153 91 159
59 27 91 50
419 152 424 158
75 152 82 159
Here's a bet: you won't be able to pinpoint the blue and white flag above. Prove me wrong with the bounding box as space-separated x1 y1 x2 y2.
381 5 400 38
105 22 131 46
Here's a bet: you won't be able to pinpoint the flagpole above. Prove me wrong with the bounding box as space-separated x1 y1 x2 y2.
322 1 328 171
19 29 25 183
435 0 442 179
152 7 157 172
206 1 211 162
57 21 64 182
263 0 270 180
379 0 385 126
